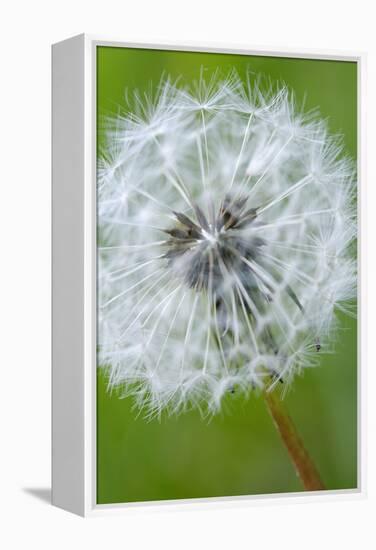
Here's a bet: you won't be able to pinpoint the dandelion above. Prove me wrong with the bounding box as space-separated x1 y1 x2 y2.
98 71 356 490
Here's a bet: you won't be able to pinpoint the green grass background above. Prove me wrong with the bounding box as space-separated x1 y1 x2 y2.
96 46 357 504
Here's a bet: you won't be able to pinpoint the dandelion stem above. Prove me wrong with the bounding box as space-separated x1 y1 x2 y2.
263 389 325 491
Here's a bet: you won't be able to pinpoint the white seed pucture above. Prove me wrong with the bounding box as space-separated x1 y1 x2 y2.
97 71 356 417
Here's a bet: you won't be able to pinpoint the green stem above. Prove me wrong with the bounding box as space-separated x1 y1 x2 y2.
263 390 325 491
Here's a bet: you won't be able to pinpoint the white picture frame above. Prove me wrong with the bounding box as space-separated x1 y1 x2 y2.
52 34 366 517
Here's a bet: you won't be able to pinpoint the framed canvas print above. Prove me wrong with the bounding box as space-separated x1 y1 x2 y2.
52 35 365 516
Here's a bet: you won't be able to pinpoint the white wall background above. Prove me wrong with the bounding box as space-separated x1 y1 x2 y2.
0 1 374 548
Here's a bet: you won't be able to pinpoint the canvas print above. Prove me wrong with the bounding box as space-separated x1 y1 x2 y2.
96 47 357 504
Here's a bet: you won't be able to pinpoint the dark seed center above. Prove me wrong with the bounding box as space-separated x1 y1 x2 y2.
163 194 263 292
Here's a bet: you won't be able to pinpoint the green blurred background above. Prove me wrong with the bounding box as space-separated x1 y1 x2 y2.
96 46 357 504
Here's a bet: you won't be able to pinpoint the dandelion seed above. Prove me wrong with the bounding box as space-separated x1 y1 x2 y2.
98 71 356 416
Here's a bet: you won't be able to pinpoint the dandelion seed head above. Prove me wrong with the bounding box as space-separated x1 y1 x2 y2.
98 70 356 416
